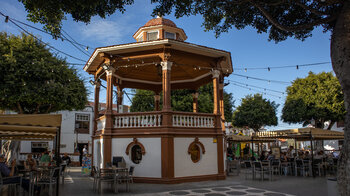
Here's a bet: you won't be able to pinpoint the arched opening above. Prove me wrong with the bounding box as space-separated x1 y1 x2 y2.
131 144 142 164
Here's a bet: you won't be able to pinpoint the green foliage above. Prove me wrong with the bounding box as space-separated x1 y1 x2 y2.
19 0 134 38
151 0 342 42
0 32 88 114
129 90 156 112
232 94 278 132
282 72 345 128
130 83 234 121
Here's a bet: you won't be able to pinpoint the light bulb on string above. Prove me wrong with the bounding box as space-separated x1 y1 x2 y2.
268 67 270 71
244 68 247 72
296 65 299 70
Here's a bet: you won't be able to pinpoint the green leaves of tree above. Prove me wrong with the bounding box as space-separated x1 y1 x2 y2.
281 72 345 128
129 83 234 122
232 94 278 132
19 0 134 38
0 32 88 114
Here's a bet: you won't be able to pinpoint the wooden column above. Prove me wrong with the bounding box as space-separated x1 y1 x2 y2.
192 92 199 113
161 61 172 126
93 82 100 135
103 67 114 168
154 93 160 111
117 88 123 113
219 81 225 132
212 70 221 128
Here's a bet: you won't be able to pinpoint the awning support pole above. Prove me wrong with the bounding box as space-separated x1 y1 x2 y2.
310 133 315 178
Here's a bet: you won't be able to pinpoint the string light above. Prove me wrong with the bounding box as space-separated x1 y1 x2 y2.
232 73 290 84
234 62 330 72
225 79 285 94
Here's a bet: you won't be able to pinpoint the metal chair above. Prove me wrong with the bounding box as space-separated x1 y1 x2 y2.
115 168 129 192
295 159 305 176
96 168 115 193
226 160 240 176
242 161 254 179
271 159 281 175
0 172 22 196
253 161 272 181
35 167 60 196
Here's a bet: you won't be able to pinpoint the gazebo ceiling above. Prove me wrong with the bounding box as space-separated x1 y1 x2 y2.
85 39 233 90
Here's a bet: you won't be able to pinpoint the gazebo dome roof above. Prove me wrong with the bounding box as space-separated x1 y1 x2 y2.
144 17 177 28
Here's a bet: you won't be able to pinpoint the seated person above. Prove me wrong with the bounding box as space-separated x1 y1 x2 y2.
259 151 266 161
40 150 51 166
24 154 37 170
267 151 275 161
304 151 311 160
0 154 39 193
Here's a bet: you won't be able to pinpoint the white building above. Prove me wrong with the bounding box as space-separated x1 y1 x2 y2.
19 102 123 165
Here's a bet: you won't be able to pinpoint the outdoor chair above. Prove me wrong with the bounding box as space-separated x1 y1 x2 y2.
226 160 240 176
92 166 99 192
295 159 305 176
253 161 272 181
242 161 254 180
313 159 323 176
0 172 23 196
271 159 281 175
59 163 67 184
126 166 134 191
95 168 116 193
302 160 311 176
115 168 129 192
35 167 60 196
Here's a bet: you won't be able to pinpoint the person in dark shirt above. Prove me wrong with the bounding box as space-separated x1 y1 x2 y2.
0 154 40 194
259 151 266 161
61 153 71 166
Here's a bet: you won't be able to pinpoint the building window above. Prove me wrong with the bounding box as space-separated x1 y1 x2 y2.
189 144 201 163
131 145 142 164
165 32 175 39
187 137 206 163
75 114 90 134
31 142 48 153
147 32 158 41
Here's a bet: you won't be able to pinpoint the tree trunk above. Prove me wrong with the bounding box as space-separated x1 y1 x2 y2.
331 1 350 195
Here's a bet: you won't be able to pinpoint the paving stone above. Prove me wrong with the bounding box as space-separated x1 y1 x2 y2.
211 187 231 191
192 189 212 193
230 186 248 189
204 194 226 196
169 191 191 195
264 193 286 196
226 191 248 195
246 189 266 193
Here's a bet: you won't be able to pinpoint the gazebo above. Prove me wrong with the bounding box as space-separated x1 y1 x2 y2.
84 17 233 183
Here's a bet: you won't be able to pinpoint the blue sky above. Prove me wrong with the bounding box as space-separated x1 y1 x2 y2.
0 0 334 130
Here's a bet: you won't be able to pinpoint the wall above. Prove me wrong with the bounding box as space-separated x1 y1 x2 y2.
111 138 162 178
174 137 218 178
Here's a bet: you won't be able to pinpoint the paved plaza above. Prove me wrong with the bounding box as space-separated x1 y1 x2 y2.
59 167 330 196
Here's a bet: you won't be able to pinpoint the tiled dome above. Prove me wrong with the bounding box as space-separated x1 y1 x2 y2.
144 17 177 28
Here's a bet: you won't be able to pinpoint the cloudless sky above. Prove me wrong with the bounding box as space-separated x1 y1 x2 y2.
0 0 334 130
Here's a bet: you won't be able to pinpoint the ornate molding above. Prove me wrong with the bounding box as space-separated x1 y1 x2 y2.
154 95 161 101
106 66 115 76
125 138 146 155
188 137 206 155
161 61 173 71
211 70 220 79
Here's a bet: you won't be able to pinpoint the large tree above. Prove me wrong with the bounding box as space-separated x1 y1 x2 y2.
130 83 235 122
0 32 88 160
15 0 350 194
282 71 345 129
232 94 278 132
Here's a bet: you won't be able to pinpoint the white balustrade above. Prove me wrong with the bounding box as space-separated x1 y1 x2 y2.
172 114 214 128
114 114 162 128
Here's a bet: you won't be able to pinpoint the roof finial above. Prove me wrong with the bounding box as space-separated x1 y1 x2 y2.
156 12 163 18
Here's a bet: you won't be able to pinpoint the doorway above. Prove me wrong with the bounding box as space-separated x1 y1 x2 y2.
77 143 88 166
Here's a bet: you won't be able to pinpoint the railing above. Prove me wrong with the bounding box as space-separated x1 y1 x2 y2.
114 112 162 128
97 117 106 131
172 112 215 128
